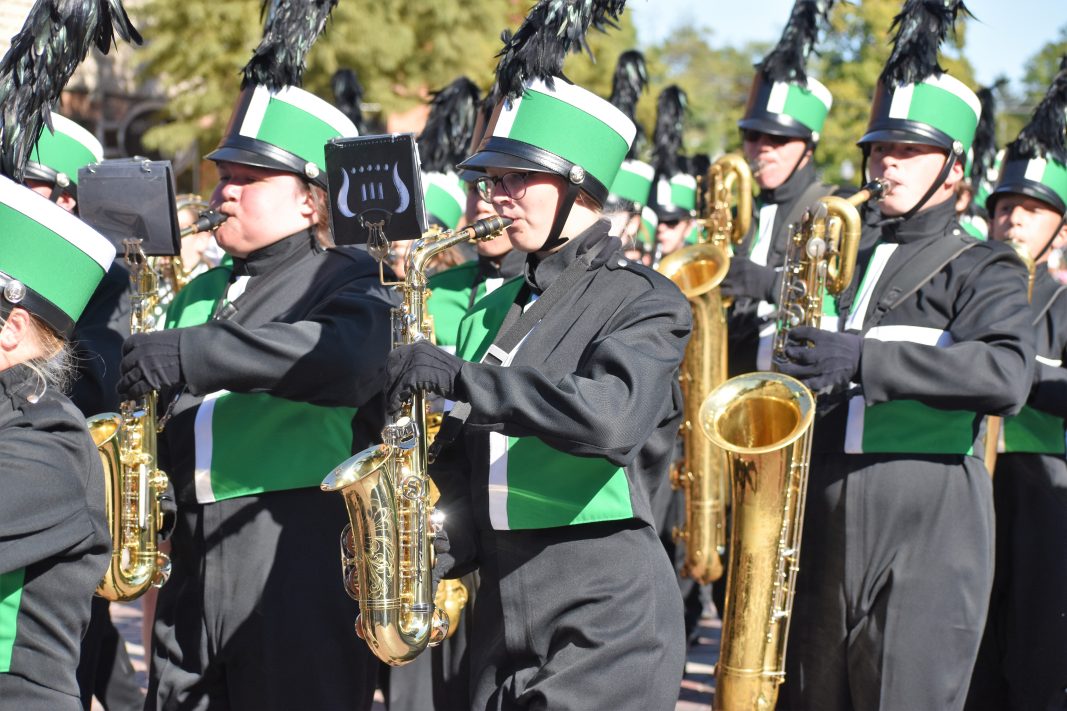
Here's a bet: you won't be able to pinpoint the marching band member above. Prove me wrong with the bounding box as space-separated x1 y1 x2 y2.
20 112 142 711
603 50 657 260
0 177 115 711
967 60 1067 711
119 81 394 709
777 3 1035 708
649 86 698 263
382 2 691 707
720 0 837 376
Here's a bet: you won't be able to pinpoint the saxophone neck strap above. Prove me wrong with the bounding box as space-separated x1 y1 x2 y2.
428 249 595 461
862 232 976 333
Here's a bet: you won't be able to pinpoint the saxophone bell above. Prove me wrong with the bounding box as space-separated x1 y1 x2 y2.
322 217 511 666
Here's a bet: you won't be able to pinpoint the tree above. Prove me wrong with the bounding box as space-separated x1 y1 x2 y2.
136 0 521 158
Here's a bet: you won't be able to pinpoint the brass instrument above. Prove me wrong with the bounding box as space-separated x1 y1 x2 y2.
984 241 1036 471
656 152 752 585
321 216 511 666
87 240 173 601
702 180 889 709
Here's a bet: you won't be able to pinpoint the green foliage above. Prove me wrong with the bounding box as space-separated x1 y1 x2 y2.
1022 23 1067 103
137 0 520 158
642 27 766 161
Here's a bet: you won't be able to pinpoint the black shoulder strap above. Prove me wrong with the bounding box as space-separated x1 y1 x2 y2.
779 182 835 241
1032 282 1067 326
428 248 596 461
863 233 978 332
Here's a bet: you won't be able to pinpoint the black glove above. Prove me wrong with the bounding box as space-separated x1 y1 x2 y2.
777 325 863 395
385 340 463 415
430 524 454 594
720 256 781 302
117 330 184 400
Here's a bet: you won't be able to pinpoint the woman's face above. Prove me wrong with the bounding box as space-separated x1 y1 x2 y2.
484 169 566 253
210 162 316 258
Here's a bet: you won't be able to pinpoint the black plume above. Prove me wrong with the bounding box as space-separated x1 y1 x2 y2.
882 0 972 87
242 0 338 90
332 68 367 134
418 77 482 174
609 50 648 159
652 86 688 177
494 0 628 102
969 84 998 185
0 0 142 181
759 0 835 84
609 50 648 116
1008 57 1067 166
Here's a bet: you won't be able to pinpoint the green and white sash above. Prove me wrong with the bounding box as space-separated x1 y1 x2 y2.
455 277 635 530
842 243 978 454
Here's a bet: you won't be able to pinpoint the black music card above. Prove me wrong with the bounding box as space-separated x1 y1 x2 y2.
325 133 427 246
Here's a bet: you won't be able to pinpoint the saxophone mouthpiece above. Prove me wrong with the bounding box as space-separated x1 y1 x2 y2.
180 209 228 237
868 178 896 200
466 216 513 241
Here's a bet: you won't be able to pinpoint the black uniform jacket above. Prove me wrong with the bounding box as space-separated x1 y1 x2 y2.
0 365 109 698
159 231 396 503
1026 265 1067 417
436 221 691 553
813 200 1036 452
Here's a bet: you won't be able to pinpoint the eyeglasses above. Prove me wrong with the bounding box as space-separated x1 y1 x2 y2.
475 172 530 203
741 129 795 147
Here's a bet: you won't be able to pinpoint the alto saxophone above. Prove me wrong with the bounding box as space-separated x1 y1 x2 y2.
656 152 752 584
321 216 511 666
87 240 173 601
700 180 890 709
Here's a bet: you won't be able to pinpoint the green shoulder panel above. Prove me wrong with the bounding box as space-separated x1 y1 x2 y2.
427 261 480 349
455 276 525 362
164 266 233 329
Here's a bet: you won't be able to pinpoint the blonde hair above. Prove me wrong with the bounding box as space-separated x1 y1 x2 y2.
2 309 75 395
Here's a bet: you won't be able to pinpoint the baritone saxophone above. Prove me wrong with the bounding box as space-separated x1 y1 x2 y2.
656 152 752 585
701 180 890 709
321 216 511 666
88 239 172 601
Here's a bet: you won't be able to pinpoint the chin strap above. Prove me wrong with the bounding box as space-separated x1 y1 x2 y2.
1036 213 1067 262
538 181 583 253
781 141 815 186
865 149 960 227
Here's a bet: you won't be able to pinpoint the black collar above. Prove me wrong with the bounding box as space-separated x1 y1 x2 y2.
759 160 818 206
231 229 318 278
477 248 526 281
878 199 958 245
524 220 617 295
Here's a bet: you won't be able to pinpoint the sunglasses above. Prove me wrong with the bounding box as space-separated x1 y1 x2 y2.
474 172 531 203
741 130 795 147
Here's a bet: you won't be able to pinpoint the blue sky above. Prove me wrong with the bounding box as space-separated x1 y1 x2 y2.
629 0 1066 90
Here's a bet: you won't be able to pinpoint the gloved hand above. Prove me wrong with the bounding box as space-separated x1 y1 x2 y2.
777 325 863 395
720 256 781 302
385 340 463 415
430 524 454 594
117 330 184 400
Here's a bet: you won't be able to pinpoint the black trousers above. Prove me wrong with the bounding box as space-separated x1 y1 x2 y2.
76 597 143 711
146 488 379 711
966 453 1067 711
385 571 478 711
781 453 994 711
470 521 685 711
